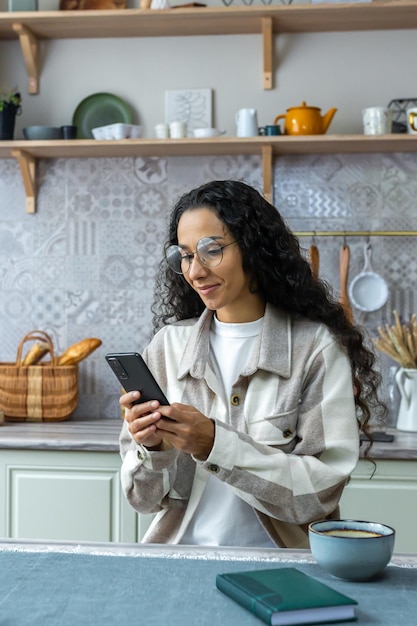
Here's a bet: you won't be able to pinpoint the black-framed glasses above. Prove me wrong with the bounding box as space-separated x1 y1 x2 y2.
165 237 237 275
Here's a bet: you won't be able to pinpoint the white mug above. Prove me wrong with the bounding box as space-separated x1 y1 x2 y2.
406 107 417 135
235 108 258 137
169 121 187 139
155 123 169 139
362 107 392 135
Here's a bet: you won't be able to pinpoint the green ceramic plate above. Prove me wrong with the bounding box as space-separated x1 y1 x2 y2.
72 93 134 139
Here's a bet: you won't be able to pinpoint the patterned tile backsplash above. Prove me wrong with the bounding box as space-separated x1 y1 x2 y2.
0 152 416 425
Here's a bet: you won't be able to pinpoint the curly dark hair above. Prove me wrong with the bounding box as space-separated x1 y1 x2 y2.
152 179 384 433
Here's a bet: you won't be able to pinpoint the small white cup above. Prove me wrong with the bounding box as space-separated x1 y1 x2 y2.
155 123 170 139
406 107 417 135
169 121 187 139
362 107 392 135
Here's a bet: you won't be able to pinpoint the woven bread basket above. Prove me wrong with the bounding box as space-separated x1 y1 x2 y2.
0 330 78 422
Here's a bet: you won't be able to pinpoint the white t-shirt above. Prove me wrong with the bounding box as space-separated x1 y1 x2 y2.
179 316 275 547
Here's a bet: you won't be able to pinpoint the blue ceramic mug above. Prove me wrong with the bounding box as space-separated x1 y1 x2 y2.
258 124 281 136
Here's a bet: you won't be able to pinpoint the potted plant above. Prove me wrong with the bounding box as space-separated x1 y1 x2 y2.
0 86 22 140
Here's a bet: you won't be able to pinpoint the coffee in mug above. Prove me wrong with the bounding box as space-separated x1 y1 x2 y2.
321 529 383 538
362 107 392 135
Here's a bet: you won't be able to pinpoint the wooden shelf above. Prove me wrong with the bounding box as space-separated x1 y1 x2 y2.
2 135 417 213
2 3 417 211
1 3 417 40
1 2 417 92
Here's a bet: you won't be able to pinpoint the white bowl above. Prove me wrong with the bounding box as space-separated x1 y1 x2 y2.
91 126 108 140
92 123 142 140
309 519 395 581
193 128 225 138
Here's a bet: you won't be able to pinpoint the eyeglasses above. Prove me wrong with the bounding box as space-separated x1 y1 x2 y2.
165 237 237 275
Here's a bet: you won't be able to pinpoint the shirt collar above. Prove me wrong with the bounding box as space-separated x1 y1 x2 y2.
178 304 291 380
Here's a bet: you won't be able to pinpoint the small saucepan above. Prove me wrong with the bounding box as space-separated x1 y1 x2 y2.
348 242 389 312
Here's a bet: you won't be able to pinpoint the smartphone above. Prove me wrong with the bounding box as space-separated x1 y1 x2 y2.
105 352 170 406
360 431 394 443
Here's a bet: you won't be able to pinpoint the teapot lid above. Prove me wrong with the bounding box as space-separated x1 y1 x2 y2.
287 101 321 111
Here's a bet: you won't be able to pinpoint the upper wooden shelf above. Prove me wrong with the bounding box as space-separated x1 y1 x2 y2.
1 2 417 40
2 2 417 92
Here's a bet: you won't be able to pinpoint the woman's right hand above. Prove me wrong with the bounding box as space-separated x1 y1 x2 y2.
120 391 165 449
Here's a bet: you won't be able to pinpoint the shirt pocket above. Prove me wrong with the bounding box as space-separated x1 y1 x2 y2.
247 404 299 445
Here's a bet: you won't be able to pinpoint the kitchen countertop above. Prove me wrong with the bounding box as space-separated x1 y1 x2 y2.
1 420 417 459
0 419 123 452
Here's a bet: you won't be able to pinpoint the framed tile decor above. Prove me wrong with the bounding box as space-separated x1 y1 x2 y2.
165 89 213 134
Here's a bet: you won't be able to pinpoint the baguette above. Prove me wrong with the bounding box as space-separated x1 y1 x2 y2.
22 341 50 366
58 338 102 365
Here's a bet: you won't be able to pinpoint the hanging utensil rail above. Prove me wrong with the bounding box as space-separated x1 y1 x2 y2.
295 230 417 237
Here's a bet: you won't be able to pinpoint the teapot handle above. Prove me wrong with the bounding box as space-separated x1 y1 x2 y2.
273 114 285 125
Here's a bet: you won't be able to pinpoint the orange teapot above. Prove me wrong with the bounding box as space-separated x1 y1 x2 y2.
274 101 337 135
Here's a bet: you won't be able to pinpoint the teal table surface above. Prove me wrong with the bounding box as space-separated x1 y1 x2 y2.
0 541 416 625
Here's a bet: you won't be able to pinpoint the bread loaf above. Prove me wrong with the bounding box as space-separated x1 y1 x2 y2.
22 341 50 366
58 338 102 365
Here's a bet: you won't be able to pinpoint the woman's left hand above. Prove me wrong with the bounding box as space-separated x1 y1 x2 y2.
154 403 215 460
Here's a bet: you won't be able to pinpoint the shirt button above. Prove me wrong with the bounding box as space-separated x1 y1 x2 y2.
208 464 219 473
231 394 240 406
283 429 293 438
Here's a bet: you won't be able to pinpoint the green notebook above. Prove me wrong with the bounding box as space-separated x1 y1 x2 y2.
216 567 358 626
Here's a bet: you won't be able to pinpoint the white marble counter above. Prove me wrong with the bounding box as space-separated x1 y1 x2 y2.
0 419 122 452
359 428 417 460
0 420 417 459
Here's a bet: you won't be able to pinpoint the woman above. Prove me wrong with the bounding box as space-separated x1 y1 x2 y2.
119 179 382 548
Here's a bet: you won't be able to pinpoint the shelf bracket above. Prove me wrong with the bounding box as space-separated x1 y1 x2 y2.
12 149 36 214
12 22 39 95
262 144 273 204
262 17 273 90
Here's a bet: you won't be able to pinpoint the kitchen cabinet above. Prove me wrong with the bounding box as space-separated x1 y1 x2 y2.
2 449 416 551
339 458 417 553
0 448 152 543
1 2 417 212
1 423 417 550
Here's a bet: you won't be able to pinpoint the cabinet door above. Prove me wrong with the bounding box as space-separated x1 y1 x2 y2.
339 459 417 553
3 450 138 543
137 513 154 542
